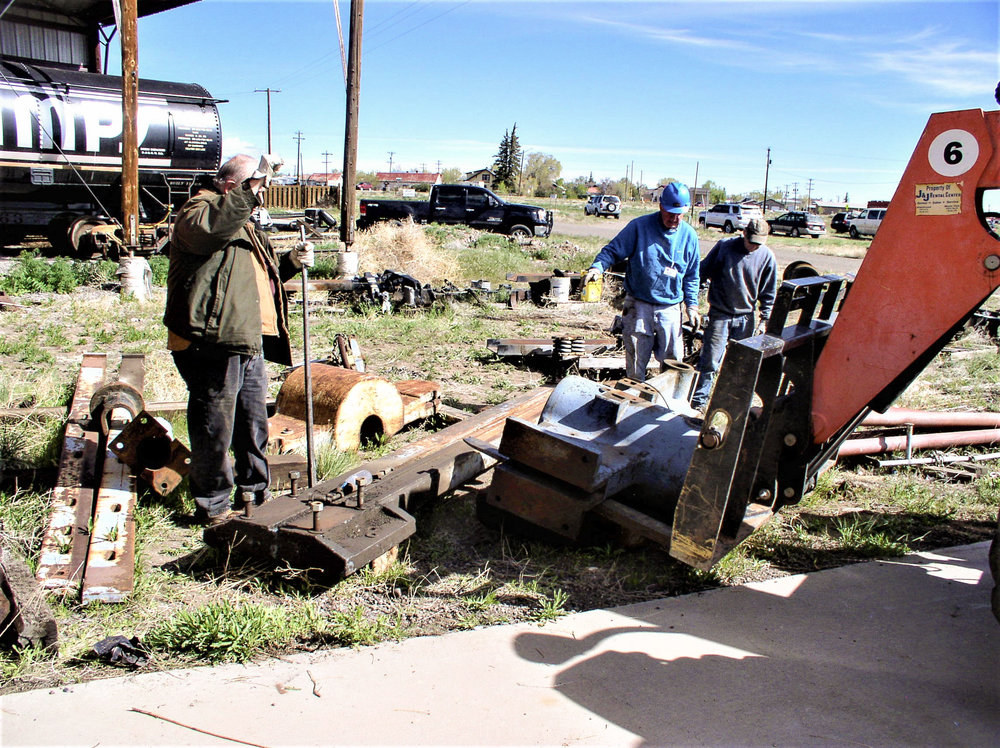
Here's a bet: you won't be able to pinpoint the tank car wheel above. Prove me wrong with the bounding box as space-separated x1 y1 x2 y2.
68 216 106 259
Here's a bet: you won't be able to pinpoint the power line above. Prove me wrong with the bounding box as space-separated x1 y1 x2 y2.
365 0 471 54
364 0 426 37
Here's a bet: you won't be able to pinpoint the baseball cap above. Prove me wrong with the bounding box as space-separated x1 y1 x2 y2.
659 182 691 214
745 218 769 244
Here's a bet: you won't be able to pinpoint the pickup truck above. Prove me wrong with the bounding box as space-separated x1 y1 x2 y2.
357 184 553 239
698 203 764 233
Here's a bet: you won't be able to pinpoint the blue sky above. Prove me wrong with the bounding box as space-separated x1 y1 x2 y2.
120 0 999 206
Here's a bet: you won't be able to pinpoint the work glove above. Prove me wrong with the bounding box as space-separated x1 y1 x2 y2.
582 267 603 286
290 241 314 270
685 305 701 329
249 153 284 192
755 317 769 335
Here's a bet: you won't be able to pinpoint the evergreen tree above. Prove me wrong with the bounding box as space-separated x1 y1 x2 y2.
492 123 523 192
492 130 510 190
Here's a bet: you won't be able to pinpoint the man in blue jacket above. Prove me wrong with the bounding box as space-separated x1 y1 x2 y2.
690 217 777 411
583 183 701 381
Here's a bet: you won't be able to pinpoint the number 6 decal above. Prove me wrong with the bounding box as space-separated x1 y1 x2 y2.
928 129 979 177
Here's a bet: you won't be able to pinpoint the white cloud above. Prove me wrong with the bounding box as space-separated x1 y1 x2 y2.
867 42 997 97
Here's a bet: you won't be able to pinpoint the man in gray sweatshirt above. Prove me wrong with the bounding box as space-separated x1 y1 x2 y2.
690 218 777 411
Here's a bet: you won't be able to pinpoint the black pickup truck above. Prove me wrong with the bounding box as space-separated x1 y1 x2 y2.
357 184 553 239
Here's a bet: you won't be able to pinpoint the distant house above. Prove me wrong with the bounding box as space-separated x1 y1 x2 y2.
811 200 846 215
652 183 704 205
461 168 495 189
586 184 602 196
375 172 442 191
304 172 343 188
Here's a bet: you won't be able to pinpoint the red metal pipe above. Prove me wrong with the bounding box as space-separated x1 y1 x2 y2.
862 407 1000 428
838 428 1000 457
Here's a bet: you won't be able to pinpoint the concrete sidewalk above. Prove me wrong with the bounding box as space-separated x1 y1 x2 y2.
3 542 998 747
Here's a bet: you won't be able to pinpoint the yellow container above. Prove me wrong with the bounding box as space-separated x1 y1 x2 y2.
581 277 603 303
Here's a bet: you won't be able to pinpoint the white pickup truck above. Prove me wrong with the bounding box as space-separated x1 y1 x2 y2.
698 203 764 233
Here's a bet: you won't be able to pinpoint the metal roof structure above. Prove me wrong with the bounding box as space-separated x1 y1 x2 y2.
7 1 199 26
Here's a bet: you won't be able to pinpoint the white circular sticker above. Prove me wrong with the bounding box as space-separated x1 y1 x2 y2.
928 129 979 177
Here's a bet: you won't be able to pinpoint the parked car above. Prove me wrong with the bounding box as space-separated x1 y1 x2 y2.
698 203 763 232
848 208 886 239
767 211 827 238
831 211 863 233
584 194 621 218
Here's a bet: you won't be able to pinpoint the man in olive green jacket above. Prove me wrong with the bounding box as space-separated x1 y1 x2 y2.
164 154 313 523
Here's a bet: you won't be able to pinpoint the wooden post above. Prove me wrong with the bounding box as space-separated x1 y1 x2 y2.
119 0 139 251
339 0 364 249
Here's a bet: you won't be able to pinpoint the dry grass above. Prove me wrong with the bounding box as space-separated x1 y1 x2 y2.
354 220 460 283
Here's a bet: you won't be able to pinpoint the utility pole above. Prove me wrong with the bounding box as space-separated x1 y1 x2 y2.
117 0 150 299
339 0 364 248
322 150 334 183
436 160 442 173
293 131 305 209
254 88 281 153
293 131 305 182
691 161 699 217
517 149 525 195
807 178 814 211
118 0 138 251
762 147 771 215
387 151 395 173
792 182 799 210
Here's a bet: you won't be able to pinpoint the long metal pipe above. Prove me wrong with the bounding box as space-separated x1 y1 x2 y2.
862 407 1000 428
838 428 1000 457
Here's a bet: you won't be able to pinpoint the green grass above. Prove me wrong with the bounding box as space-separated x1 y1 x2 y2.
326 606 405 647
144 599 314 663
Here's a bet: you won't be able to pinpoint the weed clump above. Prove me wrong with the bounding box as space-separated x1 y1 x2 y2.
0 253 80 294
355 220 459 283
145 600 304 663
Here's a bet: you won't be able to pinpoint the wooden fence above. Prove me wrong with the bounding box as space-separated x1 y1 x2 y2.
264 184 339 211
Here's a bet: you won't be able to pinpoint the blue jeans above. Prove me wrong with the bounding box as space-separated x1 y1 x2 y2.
622 296 683 381
690 312 754 409
173 346 270 518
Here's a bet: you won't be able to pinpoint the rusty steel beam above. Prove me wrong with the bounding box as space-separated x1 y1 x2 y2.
36 354 107 591
81 434 136 605
36 354 144 603
205 387 552 580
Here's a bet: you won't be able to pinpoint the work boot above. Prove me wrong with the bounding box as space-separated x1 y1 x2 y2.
206 508 239 526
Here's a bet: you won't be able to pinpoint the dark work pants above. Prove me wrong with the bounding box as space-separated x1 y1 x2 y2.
173 346 270 518
691 311 754 409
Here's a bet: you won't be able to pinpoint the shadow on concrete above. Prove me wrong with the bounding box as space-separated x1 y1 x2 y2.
513 544 999 746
